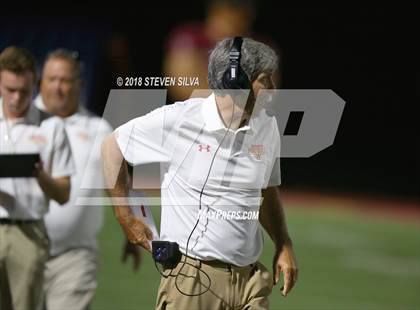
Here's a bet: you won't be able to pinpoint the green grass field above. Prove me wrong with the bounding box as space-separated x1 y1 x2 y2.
92 203 420 310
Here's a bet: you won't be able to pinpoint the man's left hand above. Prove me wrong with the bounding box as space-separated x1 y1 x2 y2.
273 242 298 297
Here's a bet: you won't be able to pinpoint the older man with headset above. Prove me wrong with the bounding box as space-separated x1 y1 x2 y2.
102 37 298 309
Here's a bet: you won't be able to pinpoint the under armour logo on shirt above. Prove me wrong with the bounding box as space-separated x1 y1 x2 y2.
198 144 211 152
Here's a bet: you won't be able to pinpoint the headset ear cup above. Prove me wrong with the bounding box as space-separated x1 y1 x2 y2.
222 37 250 90
222 68 233 89
236 67 251 89
222 67 250 89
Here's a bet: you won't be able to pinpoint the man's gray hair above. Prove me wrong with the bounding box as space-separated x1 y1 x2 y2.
208 37 278 91
44 48 83 79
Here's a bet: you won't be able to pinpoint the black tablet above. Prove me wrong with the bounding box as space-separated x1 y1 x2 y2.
0 153 40 177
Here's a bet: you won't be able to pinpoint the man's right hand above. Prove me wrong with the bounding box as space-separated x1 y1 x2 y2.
120 217 153 253
102 134 153 252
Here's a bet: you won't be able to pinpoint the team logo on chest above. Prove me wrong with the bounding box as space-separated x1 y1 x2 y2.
248 144 264 160
29 134 47 145
76 131 90 141
198 144 211 152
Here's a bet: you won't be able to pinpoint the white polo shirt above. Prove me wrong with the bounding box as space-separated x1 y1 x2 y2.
35 96 113 256
115 93 281 266
0 98 75 220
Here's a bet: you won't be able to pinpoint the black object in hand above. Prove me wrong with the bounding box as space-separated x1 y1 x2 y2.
152 241 182 269
0 154 40 177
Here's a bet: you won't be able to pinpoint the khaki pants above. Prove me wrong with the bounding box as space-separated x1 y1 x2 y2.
156 255 273 310
0 221 49 310
43 248 98 310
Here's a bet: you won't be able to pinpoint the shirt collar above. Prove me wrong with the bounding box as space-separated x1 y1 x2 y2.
201 93 253 133
34 94 87 125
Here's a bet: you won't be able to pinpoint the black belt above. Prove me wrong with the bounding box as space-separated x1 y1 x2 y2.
181 254 255 271
0 218 40 225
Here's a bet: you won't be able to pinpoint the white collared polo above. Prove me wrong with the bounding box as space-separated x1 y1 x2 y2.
0 98 75 220
35 96 113 256
115 93 280 266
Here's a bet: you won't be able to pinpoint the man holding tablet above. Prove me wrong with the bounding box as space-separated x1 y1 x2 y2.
0 46 74 310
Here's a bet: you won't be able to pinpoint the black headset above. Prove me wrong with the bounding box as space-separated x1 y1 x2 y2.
222 37 251 90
